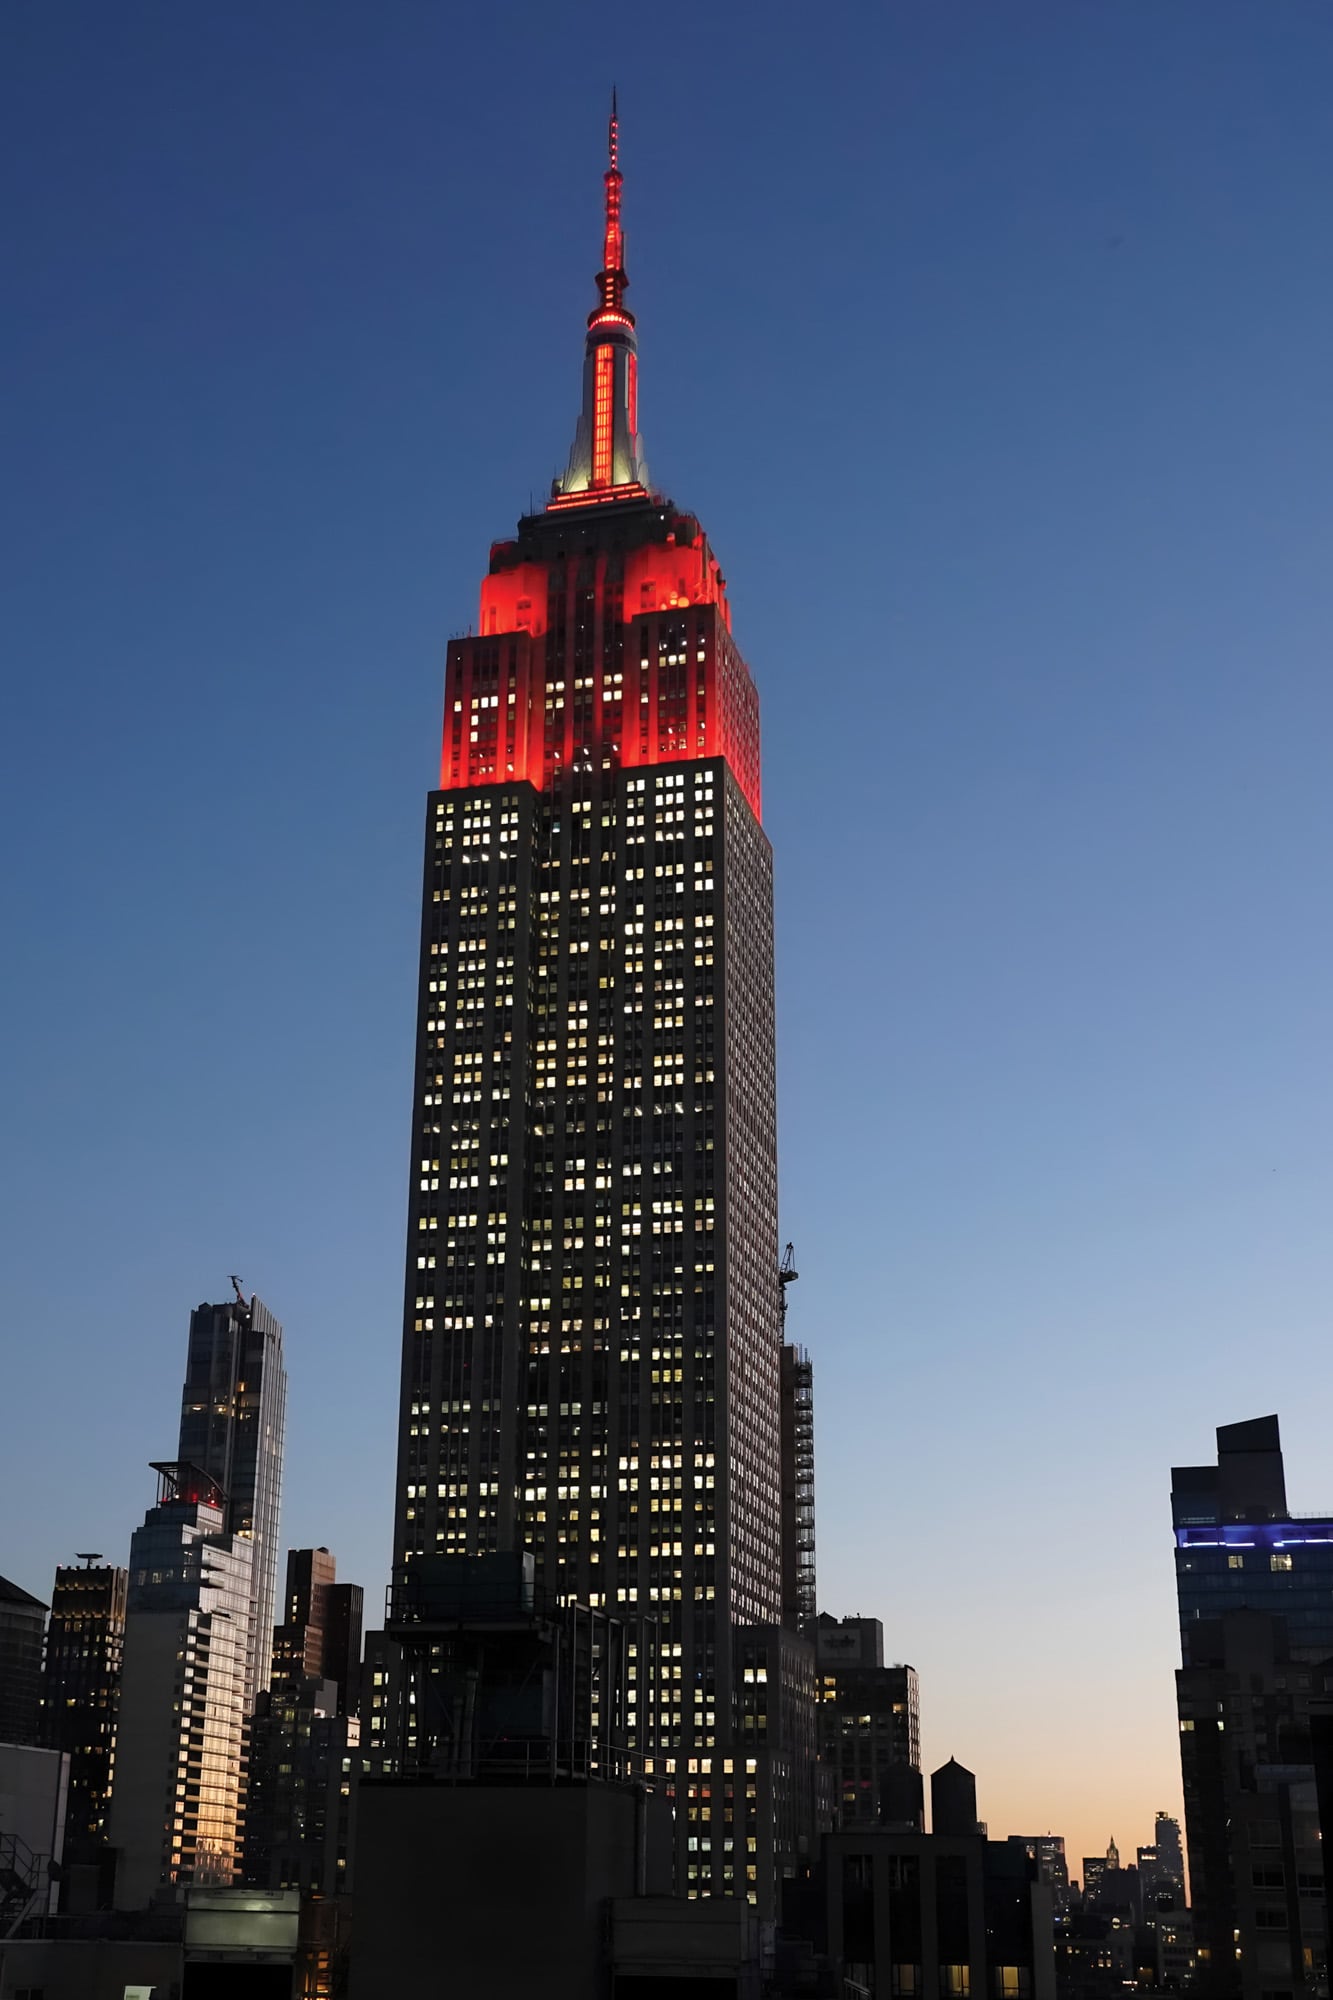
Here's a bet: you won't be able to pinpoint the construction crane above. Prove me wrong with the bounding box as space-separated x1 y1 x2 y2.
229 1274 248 1308
778 1241 798 1336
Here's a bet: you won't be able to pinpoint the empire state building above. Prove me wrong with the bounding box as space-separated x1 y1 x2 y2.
388 107 814 1908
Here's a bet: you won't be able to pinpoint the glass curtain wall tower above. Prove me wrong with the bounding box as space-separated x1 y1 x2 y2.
392 108 792 1904
108 1463 254 1905
178 1289 287 1708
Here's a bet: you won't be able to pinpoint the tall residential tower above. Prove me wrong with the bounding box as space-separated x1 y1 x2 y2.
108 1462 255 1905
178 1289 287 1705
389 107 808 1909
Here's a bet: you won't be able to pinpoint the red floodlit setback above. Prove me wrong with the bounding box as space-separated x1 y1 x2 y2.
437 105 762 821
545 485 645 512
440 516 761 821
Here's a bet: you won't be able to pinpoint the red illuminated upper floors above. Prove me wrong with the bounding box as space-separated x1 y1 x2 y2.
440 497 761 822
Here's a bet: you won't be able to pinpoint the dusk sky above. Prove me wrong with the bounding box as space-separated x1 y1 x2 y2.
5 1 1333 1875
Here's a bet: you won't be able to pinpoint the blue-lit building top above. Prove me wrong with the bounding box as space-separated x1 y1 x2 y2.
1172 1413 1333 1666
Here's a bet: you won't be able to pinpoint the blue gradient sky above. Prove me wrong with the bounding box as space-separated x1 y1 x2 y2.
4 1 1332 1873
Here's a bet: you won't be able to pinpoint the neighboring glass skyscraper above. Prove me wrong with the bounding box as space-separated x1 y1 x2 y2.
1172 1415 1333 2000
389 108 810 1908
177 1289 287 1705
108 1463 254 1904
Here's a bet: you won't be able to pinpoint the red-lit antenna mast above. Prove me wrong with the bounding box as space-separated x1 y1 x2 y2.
546 94 650 510
594 87 630 324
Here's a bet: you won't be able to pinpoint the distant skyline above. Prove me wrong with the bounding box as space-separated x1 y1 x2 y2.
4 0 1333 1876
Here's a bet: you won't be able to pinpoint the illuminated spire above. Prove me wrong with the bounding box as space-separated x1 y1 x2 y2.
597 88 628 323
551 93 650 506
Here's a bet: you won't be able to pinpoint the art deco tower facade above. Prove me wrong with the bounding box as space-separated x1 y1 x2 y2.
392 110 797 1902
